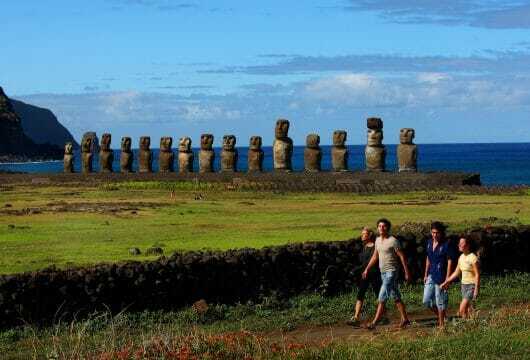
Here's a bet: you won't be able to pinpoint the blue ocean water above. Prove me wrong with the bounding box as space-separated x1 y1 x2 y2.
1 143 529 186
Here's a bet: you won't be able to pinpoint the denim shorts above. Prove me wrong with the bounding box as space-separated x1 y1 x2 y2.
461 284 475 301
378 271 402 303
422 275 448 310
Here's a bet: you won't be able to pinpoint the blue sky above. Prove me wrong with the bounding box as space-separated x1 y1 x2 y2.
2 0 530 146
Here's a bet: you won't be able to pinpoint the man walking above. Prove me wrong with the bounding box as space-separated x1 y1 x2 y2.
362 218 411 329
423 221 456 327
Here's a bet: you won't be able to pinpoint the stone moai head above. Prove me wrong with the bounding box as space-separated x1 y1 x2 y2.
81 136 92 153
306 134 320 149
333 130 347 147
275 119 290 139
179 137 192 152
222 135 236 151
249 136 262 150
400 128 415 145
64 142 73 155
201 134 214 150
160 137 173 152
140 136 151 151
100 133 112 151
367 129 383 146
121 137 132 152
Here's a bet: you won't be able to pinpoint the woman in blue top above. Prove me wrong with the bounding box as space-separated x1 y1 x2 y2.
423 221 457 327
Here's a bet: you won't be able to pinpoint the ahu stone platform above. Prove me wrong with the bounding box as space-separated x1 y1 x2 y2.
0 171 481 193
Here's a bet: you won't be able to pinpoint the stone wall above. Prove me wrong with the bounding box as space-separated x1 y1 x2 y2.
0 226 528 328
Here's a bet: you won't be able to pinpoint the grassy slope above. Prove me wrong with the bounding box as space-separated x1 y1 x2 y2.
0 182 529 274
0 274 528 359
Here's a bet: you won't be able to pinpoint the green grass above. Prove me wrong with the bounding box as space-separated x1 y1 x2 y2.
1 274 528 359
0 181 529 274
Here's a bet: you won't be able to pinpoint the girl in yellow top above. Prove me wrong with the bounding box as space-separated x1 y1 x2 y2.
441 236 481 318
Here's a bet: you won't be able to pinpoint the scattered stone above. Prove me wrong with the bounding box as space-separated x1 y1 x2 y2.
129 248 141 256
7 224 15 229
145 247 164 256
192 299 209 315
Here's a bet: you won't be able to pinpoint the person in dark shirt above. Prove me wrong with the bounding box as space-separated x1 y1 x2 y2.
347 227 382 327
423 221 457 327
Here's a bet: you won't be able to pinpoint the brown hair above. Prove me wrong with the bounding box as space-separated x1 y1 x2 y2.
362 227 376 241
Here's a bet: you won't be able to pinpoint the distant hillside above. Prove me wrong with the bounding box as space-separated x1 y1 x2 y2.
11 99 78 149
0 87 62 162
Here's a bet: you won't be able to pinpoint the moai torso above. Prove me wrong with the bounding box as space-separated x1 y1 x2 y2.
247 136 264 172
331 130 348 172
63 142 74 173
397 128 417 172
159 137 174 172
178 137 194 173
304 134 321 172
273 119 293 171
81 136 93 173
221 135 238 172
120 137 133 173
199 134 214 173
99 133 114 173
138 136 153 173
365 118 386 172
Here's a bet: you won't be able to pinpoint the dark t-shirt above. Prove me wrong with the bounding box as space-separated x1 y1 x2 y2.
359 244 379 275
427 238 458 284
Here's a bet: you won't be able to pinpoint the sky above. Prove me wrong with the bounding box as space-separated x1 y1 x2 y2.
2 0 530 147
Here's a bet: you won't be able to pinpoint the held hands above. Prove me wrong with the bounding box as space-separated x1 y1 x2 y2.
440 280 450 290
404 271 411 283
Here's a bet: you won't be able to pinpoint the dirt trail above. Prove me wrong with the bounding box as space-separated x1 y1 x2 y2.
265 310 481 346
264 303 530 347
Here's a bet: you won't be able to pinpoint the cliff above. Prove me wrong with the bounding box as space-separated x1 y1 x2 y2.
0 87 63 162
11 99 78 149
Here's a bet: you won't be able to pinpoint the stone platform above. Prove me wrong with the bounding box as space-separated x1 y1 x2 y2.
0 171 481 193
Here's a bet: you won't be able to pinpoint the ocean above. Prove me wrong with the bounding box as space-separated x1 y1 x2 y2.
1 143 529 186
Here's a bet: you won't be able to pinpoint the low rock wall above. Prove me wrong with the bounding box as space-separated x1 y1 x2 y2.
0 226 528 328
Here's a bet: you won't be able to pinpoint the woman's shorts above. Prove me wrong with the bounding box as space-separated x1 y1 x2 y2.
461 284 475 301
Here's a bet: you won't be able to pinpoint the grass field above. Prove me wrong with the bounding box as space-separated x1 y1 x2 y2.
1 273 528 359
0 181 529 274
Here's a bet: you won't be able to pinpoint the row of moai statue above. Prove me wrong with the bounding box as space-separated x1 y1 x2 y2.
64 118 417 174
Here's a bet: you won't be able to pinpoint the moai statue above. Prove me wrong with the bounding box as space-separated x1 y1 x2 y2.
247 136 264 172
331 130 348 172
138 136 153 173
99 133 114 173
63 142 74 173
365 117 386 172
178 137 194 173
120 137 133 173
221 135 238 172
81 135 93 173
159 136 174 172
304 134 322 172
273 119 293 171
397 128 418 172
199 134 214 173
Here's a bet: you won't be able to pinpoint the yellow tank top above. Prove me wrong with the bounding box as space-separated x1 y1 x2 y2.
458 253 478 285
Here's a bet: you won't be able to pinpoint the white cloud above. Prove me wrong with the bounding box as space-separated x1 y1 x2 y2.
417 72 451 84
